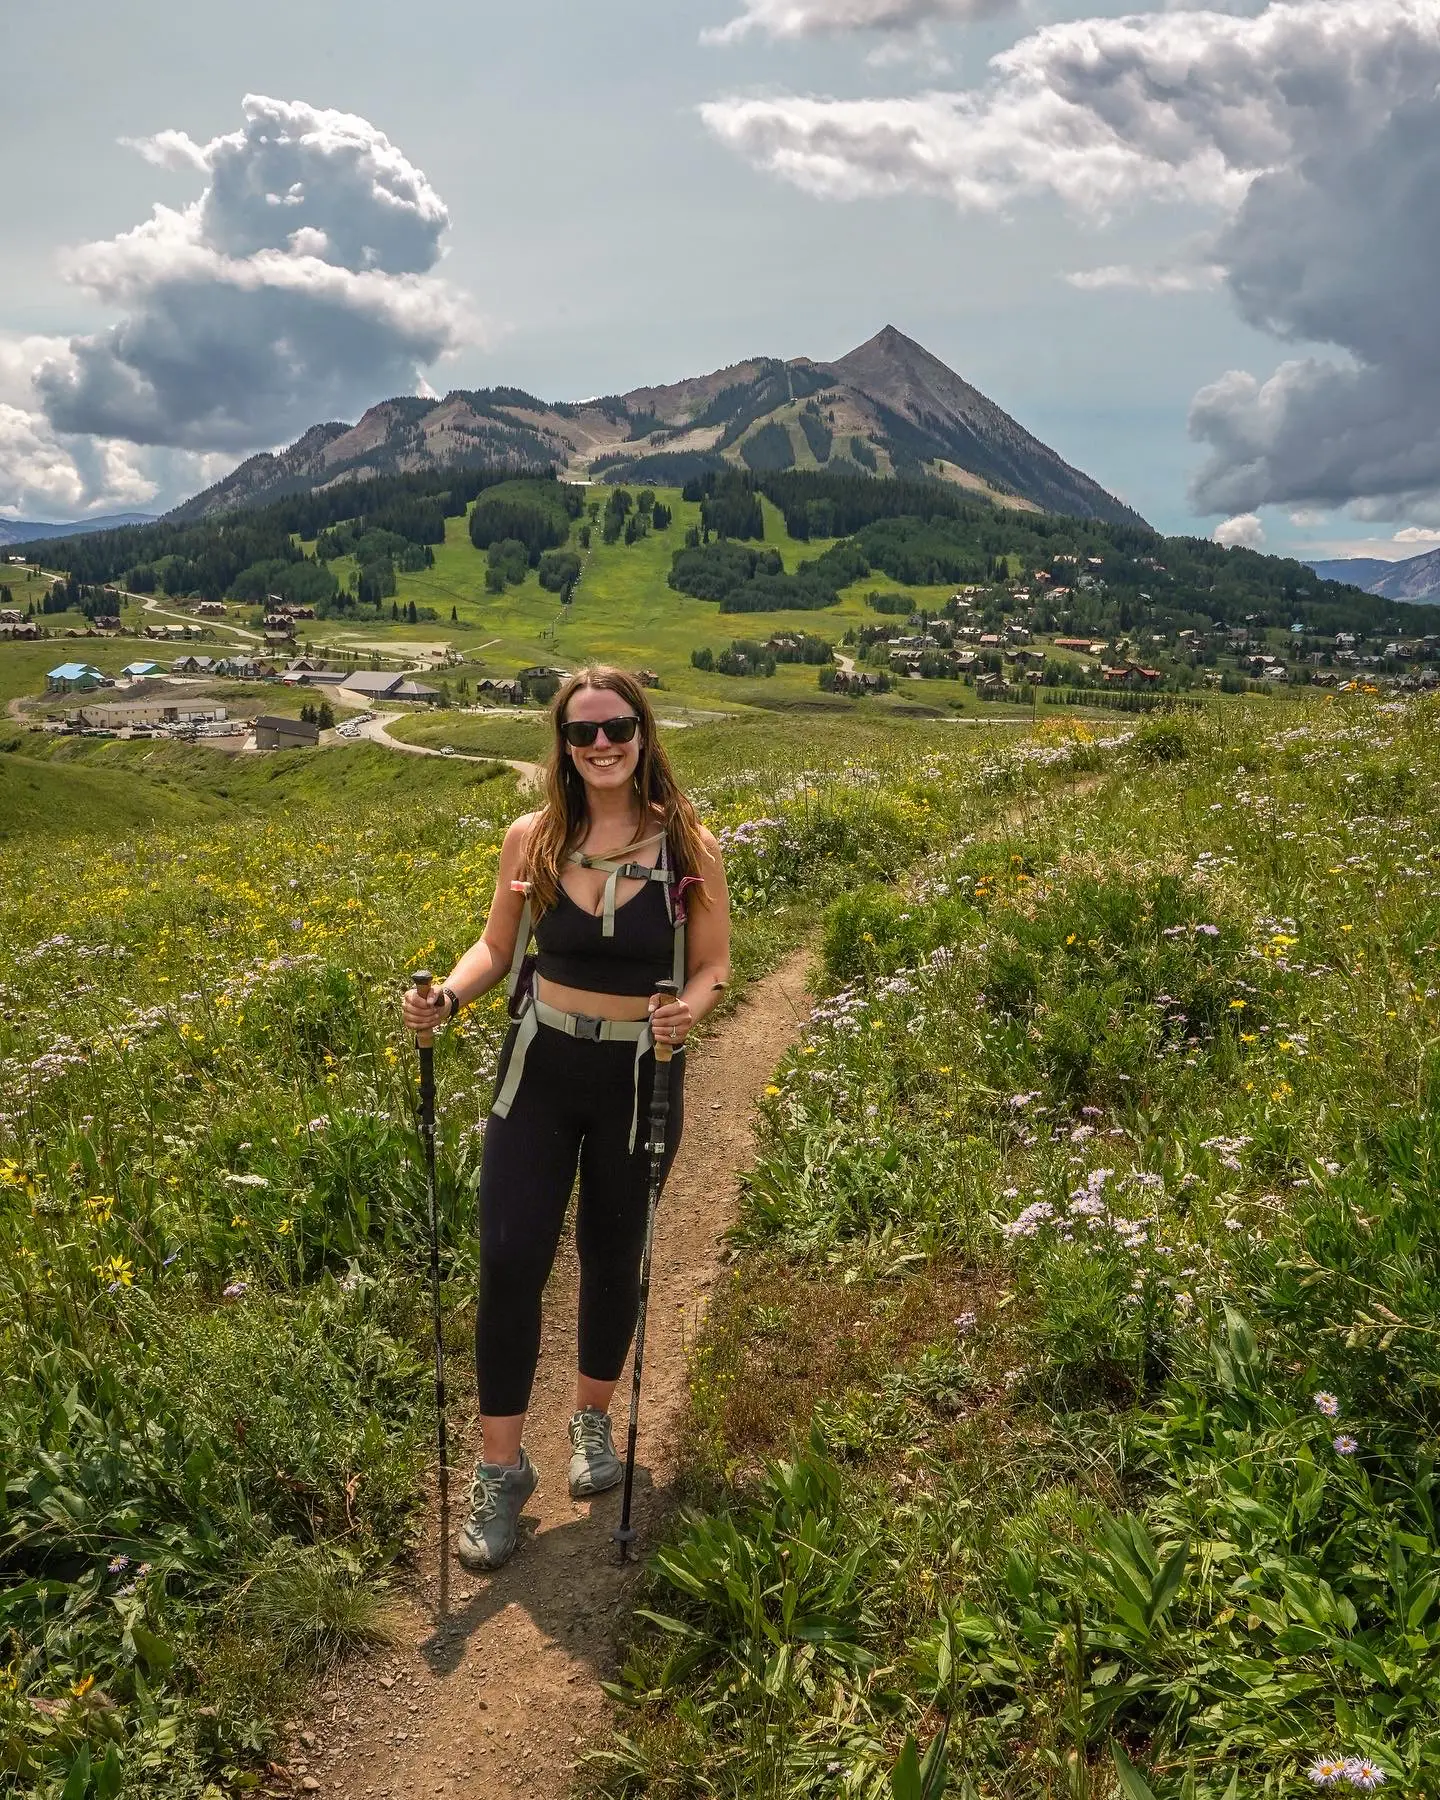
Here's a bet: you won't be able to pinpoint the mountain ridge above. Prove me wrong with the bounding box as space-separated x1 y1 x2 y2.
0 511 159 547
1304 549 1440 602
167 327 1146 529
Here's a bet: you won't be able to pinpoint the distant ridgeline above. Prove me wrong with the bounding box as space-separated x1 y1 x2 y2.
671 468 1440 637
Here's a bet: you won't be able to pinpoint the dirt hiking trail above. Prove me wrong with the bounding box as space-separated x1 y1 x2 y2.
294 948 812 1800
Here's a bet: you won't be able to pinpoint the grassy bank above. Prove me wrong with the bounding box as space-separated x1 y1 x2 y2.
0 710 1107 1796
596 697 1440 1799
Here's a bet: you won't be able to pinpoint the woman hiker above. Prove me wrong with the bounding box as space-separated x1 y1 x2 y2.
401 666 731 1570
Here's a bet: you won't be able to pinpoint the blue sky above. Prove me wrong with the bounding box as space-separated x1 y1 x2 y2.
3 0 1436 565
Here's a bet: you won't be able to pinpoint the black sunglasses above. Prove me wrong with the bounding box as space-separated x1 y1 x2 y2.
560 714 640 748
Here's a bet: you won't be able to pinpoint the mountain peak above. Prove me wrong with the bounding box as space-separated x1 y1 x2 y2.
167 326 1144 530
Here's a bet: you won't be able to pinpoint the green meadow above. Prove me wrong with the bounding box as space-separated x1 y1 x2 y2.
0 703 1064 1797
594 696 1440 1800
313 490 1019 716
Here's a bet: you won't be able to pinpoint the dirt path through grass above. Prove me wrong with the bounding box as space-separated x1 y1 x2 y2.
300 947 813 1800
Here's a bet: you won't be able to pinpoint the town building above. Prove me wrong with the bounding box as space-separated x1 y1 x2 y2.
253 715 321 751
46 662 107 693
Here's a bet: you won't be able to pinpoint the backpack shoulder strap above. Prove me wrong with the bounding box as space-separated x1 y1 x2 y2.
505 884 533 999
660 835 687 989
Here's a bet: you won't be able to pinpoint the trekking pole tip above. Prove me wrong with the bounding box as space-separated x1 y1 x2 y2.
612 1524 638 1561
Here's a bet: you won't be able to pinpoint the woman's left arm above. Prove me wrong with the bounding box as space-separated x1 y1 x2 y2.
650 827 731 1046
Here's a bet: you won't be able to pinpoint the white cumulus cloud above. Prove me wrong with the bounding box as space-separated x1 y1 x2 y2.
702 0 1440 520
34 94 468 455
703 0 1003 46
1213 511 1265 548
1066 261 1223 294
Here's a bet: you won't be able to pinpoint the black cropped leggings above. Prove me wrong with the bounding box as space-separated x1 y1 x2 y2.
475 1017 685 1417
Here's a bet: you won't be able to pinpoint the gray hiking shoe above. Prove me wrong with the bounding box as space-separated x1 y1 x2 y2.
457 1448 538 1571
568 1408 624 1498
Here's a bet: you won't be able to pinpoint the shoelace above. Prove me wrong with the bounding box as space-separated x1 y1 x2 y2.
466 1467 505 1523
572 1411 612 1455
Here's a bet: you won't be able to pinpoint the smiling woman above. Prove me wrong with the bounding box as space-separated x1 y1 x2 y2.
398 665 731 1570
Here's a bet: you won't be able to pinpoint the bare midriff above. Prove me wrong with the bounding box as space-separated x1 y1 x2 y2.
534 976 653 1021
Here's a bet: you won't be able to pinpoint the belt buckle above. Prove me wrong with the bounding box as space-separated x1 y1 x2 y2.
572 1013 604 1043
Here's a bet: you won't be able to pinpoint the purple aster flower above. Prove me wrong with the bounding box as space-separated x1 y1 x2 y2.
1313 1391 1340 1418
1333 1435 1360 1456
108 1555 129 1574
1343 1760 1385 1790
222 1280 247 1299
1306 1759 1346 1789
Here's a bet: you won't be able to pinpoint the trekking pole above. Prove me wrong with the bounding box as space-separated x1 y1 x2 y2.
410 972 449 1502
613 978 681 1560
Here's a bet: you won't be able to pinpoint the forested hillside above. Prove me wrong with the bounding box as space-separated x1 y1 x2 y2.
16 461 1432 651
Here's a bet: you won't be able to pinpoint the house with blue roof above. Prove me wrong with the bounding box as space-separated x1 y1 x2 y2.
46 662 107 693
122 660 159 678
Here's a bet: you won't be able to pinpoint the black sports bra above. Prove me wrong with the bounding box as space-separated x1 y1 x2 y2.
534 877 676 997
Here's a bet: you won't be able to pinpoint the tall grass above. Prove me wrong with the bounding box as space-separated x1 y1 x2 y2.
598 698 1440 1799
0 714 1091 1795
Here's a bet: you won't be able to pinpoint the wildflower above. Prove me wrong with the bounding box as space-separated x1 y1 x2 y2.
1343 1760 1385 1790
277 1218 293 1235
95 1255 133 1288
108 1555 130 1574
1307 1759 1347 1788
954 1312 977 1333
72 1674 95 1698
1313 1391 1340 1418
764 1085 780 1097
1003 1201 1055 1240
1229 999 1247 1010
222 1280 248 1299
1333 1435 1360 1456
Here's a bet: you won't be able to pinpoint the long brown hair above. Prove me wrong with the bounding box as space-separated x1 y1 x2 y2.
524 666 708 914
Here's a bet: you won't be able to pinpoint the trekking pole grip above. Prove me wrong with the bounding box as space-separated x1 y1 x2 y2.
411 970 436 1050
651 978 681 1064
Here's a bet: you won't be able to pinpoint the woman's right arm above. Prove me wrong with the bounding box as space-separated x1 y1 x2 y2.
401 814 534 1030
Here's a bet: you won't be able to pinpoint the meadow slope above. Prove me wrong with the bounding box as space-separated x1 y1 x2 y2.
596 696 1440 1800
1 711 1094 1797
